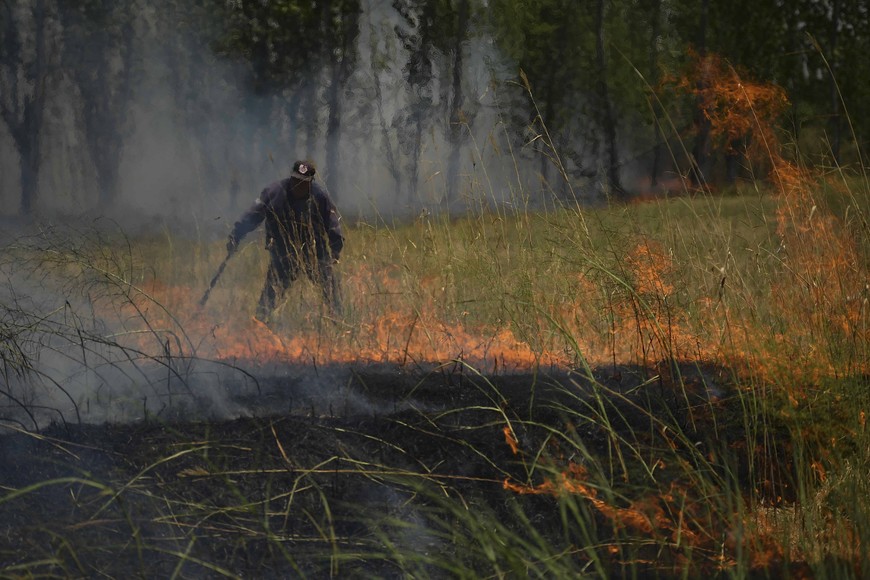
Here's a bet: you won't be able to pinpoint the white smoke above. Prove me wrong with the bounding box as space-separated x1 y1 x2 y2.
1 0 604 229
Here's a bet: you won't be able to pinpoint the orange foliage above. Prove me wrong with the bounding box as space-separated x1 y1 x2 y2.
661 51 869 384
671 51 789 170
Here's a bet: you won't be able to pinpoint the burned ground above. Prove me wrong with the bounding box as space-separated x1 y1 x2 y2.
0 360 801 578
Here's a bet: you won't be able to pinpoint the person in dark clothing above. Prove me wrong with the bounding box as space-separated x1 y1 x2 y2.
227 160 344 321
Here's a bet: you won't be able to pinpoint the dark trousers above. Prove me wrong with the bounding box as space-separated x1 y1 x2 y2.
256 254 342 320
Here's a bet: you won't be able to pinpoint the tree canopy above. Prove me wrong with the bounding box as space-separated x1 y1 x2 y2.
1 0 867 218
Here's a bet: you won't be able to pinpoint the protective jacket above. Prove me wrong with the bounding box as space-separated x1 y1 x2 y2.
230 178 344 263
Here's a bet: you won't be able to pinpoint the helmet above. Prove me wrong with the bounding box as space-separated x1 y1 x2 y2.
292 160 316 181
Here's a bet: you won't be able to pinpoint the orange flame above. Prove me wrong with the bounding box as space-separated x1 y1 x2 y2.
503 425 519 455
124 278 574 373
503 463 700 544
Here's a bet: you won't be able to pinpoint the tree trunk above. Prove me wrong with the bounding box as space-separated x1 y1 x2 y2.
538 57 559 199
57 1 137 208
649 0 662 189
325 63 342 197
691 0 710 186
373 67 402 203
829 0 841 163
303 83 318 156
725 138 740 184
409 104 424 208
596 0 624 199
325 4 359 198
19 139 39 216
285 91 302 155
445 0 469 207
20 0 47 216
99 14 135 205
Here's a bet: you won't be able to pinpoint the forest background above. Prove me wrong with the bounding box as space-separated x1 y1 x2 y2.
3 0 868 226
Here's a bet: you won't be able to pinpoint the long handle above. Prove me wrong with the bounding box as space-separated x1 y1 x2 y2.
198 253 231 307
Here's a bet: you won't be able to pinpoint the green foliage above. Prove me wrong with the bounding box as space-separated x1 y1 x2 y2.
487 0 597 129
208 0 361 93
4 0 870 214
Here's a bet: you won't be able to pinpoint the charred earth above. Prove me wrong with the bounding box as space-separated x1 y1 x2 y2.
1 360 802 578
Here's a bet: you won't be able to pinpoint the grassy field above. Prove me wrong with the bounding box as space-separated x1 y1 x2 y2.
2 156 868 576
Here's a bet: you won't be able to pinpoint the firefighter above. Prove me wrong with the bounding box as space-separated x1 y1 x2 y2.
227 160 344 321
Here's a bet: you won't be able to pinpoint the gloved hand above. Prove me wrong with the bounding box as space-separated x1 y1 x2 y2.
226 235 239 255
